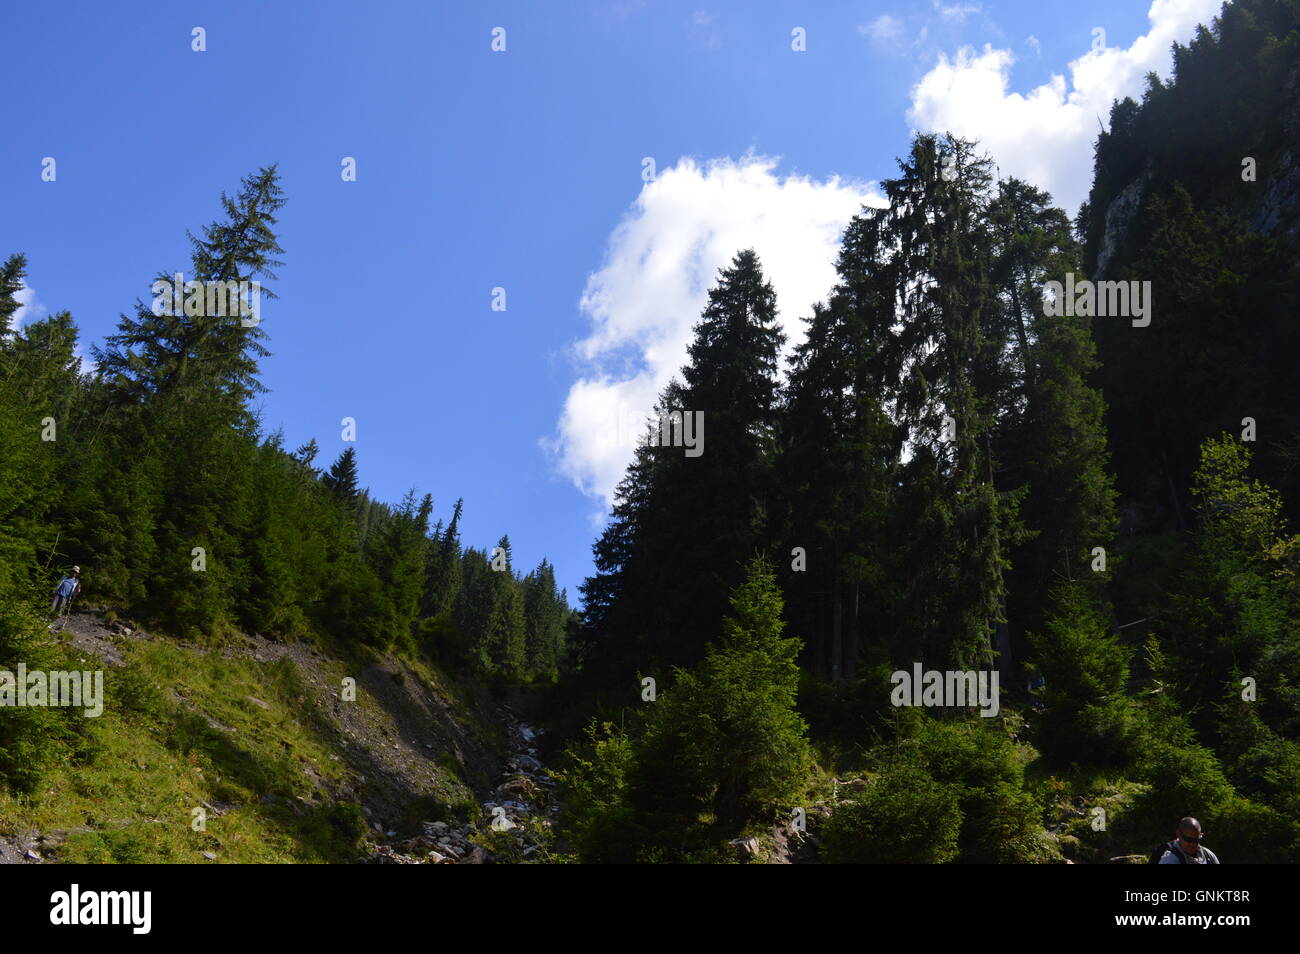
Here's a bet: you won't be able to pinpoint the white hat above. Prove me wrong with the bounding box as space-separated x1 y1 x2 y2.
72 566 80 573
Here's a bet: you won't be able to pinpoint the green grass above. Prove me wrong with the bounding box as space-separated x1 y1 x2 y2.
1025 762 1149 861
0 638 403 862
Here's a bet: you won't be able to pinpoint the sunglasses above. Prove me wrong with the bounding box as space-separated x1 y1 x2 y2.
1178 833 1203 843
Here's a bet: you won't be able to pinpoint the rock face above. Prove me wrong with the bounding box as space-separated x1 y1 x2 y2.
1251 147 1300 237
359 707 557 864
1094 169 1151 278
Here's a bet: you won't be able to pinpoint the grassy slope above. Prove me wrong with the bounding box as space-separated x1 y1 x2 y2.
0 610 505 863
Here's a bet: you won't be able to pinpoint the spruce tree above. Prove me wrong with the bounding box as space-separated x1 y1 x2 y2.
777 245 899 679
0 253 28 344
323 447 360 507
524 558 567 681
629 557 810 843
94 166 285 421
425 496 463 617
985 177 1117 661
626 250 786 669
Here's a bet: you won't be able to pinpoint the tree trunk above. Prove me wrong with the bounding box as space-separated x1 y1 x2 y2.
845 581 860 679
1162 448 1188 532
830 577 843 682
995 604 1014 685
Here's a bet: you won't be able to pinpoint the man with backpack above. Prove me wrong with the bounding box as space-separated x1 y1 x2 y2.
50 565 81 619
1151 817 1220 864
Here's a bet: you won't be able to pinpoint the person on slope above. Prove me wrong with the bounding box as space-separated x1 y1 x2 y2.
50 565 81 619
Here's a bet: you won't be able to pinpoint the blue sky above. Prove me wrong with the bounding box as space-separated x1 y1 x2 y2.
2 0 1222 599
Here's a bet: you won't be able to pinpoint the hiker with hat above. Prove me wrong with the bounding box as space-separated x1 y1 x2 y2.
50 565 81 618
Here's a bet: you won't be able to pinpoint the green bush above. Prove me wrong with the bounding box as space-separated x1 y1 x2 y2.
1234 733 1300 815
966 780 1060 863
573 808 652 864
1203 796 1300 864
1027 585 1142 768
63 828 153 864
551 720 639 862
0 597 87 795
884 714 1054 862
822 763 962 863
628 558 812 840
1129 737 1235 834
1109 726 1240 855
113 664 169 721
1217 700 1300 816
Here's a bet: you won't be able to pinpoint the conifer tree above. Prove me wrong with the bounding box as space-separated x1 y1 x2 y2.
777 244 899 679
618 250 786 669
524 558 567 681
811 134 1006 669
484 535 527 676
629 557 810 841
94 166 285 421
323 447 360 507
424 496 464 617
985 178 1117 652
0 253 28 344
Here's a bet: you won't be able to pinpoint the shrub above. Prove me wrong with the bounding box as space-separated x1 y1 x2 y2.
1203 796 1300 864
890 714 1054 862
1113 731 1238 851
822 762 962 863
550 720 639 862
0 597 86 795
1027 585 1142 768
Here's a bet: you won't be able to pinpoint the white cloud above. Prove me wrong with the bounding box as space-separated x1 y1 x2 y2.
72 343 94 376
1026 34 1041 56
546 156 883 514
12 284 47 327
860 14 903 43
907 0 1225 211
934 1 981 23
10 283 93 374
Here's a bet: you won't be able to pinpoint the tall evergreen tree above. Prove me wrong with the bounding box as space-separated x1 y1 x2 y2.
821 134 1008 669
94 166 285 421
323 447 360 507
985 177 1117 661
621 250 786 670
0 253 28 344
424 496 464 617
523 558 567 682
777 244 899 679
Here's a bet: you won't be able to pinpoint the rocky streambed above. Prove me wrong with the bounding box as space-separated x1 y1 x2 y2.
361 707 557 864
